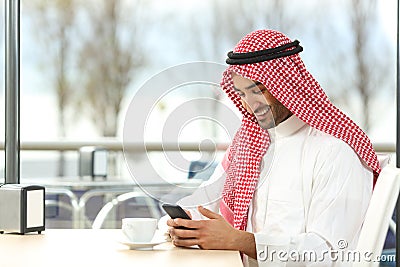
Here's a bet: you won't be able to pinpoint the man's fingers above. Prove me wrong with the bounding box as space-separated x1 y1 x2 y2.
174 218 201 229
172 228 200 238
197 206 221 219
172 237 199 248
167 218 178 227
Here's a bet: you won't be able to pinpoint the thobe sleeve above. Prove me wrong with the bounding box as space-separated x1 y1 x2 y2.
177 161 226 219
254 141 373 267
158 162 226 230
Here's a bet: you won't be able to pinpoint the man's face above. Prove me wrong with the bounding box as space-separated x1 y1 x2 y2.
232 73 292 129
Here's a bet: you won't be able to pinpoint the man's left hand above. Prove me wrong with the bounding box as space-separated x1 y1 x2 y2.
168 206 239 250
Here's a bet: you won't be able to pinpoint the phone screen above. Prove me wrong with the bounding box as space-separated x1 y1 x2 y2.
162 204 192 220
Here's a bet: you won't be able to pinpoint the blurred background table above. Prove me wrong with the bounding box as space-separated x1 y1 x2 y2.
22 177 202 228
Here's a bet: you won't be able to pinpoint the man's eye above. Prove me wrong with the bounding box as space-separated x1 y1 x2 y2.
237 92 245 97
253 89 267 95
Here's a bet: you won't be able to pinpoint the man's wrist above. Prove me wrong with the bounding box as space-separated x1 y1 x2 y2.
231 229 257 259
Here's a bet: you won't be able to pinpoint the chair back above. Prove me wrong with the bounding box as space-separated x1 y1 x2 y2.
353 165 400 267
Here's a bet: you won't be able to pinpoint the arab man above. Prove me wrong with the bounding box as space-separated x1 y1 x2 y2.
167 29 380 267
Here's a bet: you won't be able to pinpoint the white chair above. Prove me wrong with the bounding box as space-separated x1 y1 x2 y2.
353 165 400 267
92 191 161 229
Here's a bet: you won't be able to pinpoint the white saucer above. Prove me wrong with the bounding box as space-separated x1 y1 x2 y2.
118 238 166 250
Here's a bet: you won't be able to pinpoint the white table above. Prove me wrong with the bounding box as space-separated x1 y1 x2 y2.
0 229 243 267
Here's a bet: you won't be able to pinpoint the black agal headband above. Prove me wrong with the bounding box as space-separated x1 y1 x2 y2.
226 40 303 65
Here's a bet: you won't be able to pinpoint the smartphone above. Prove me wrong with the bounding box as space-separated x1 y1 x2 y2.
162 204 192 220
162 203 194 230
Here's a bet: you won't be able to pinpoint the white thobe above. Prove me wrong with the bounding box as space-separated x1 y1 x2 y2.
169 115 373 267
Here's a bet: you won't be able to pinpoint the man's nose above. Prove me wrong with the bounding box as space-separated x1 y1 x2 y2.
243 95 262 113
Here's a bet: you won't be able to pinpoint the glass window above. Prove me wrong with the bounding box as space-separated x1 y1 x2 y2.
0 0 5 184
17 0 396 229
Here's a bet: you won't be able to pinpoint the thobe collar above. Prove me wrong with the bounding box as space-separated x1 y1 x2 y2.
268 114 307 140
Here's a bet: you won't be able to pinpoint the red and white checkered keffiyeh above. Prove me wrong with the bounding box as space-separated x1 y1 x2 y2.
219 29 381 231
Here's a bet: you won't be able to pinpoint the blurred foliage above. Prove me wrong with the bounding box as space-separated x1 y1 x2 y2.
19 0 395 137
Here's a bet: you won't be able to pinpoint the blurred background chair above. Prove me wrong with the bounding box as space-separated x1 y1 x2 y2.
92 191 161 229
45 188 82 228
187 160 218 180
353 165 400 267
156 160 218 209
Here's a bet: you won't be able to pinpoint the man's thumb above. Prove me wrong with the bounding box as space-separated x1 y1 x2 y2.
198 206 220 219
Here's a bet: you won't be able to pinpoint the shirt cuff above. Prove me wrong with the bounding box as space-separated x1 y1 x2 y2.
254 233 291 266
254 232 333 267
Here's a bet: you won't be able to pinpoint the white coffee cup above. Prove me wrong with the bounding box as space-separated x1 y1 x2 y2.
122 218 157 243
